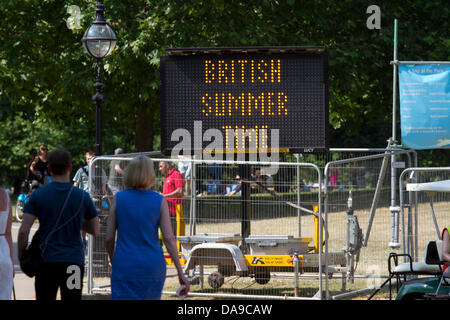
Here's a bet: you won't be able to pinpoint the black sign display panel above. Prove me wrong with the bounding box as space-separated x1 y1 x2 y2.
160 48 329 155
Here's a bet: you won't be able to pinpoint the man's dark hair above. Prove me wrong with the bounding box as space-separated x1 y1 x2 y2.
48 148 72 176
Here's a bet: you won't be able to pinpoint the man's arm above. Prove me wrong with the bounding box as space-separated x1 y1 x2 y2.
163 187 183 199
226 184 241 196
114 163 124 175
82 217 100 237
79 188 100 237
82 192 100 236
101 168 108 193
17 213 36 259
73 169 81 187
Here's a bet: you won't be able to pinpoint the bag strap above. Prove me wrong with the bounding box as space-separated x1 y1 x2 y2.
52 190 85 233
82 166 89 176
40 185 74 256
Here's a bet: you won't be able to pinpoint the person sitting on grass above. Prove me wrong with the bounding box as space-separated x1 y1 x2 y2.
205 173 220 195
225 175 242 196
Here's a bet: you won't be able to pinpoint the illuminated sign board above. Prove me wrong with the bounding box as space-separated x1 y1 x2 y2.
160 47 329 155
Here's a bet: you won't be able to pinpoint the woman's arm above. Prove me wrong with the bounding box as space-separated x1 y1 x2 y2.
29 156 39 173
4 192 13 273
159 198 190 295
105 195 117 264
442 229 450 263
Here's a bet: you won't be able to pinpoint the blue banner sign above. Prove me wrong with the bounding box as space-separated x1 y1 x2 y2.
399 64 450 149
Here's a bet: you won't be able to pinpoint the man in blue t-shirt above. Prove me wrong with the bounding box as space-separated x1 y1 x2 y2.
205 173 220 195
18 148 100 301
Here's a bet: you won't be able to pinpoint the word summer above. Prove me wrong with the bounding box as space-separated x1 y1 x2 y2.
201 92 288 117
204 59 281 84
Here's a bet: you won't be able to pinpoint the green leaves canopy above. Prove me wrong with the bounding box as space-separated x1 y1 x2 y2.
0 0 449 187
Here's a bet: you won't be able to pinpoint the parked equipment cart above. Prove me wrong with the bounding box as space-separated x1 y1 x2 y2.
169 232 347 290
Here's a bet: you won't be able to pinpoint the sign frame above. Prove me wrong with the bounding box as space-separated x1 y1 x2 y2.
160 46 329 156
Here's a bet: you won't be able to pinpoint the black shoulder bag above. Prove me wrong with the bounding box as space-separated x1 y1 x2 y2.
20 186 75 278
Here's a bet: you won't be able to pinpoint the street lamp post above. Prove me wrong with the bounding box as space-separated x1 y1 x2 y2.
81 0 117 155
82 1 117 293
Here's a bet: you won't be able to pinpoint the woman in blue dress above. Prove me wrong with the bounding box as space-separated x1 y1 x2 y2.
106 155 190 300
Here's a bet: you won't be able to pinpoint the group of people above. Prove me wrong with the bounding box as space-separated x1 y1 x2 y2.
202 173 241 196
2 148 450 300
198 166 274 196
73 148 124 196
175 162 274 197
0 148 190 300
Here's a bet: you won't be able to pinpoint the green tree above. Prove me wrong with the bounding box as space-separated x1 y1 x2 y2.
0 0 449 188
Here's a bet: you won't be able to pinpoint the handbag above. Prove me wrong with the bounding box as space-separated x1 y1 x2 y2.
19 186 75 278
19 232 42 277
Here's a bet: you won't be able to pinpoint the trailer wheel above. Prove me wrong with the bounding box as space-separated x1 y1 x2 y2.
254 270 271 285
208 272 224 289
218 265 235 277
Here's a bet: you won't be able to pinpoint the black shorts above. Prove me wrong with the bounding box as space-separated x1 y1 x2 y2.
35 262 84 301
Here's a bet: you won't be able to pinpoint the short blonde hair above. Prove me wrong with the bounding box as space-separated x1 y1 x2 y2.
124 155 156 189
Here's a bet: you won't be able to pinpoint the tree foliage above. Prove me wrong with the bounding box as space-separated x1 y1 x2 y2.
0 0 449 187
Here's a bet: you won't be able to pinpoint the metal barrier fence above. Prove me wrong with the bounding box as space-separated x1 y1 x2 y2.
399 167 450 264
322 149 417 299
85 148 444 300
86 154 327 299
175 158 326 300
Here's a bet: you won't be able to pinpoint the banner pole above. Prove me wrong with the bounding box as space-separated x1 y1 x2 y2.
392 19 398 144
389 19 400 249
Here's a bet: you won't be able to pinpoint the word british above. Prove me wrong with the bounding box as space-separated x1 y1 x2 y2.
204 59 281 84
